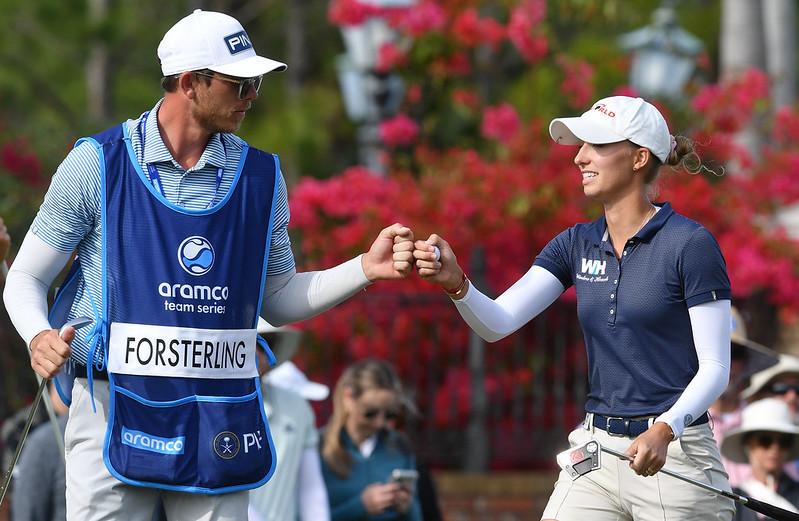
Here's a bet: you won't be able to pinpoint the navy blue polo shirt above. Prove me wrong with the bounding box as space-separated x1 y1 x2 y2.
534 202 731 418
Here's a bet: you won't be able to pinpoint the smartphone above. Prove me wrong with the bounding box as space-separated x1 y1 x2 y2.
388 468 419 489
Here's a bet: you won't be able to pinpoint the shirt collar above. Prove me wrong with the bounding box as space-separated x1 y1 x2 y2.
583 202 674 246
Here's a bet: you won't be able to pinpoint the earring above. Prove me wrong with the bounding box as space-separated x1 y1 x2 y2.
633 166 638 171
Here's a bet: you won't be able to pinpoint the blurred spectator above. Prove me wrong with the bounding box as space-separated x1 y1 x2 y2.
248 319 331 521
11 382 68 521
0 216 9 282
742 354 799 482
710 307 779 487
742 354 799 419
320 359 422 521
720 398 799 520
384 416 441 521
0 215 10 521
268 361 330 402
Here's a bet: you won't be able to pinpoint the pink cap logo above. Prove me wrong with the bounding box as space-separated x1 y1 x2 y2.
593 103 615 118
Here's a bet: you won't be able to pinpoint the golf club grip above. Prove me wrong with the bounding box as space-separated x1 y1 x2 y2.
743 496 799 521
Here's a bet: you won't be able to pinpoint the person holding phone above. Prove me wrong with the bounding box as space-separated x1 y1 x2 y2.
319 359 422 520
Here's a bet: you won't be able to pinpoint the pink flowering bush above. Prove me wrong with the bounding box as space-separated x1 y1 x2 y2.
375 42 407 73
1 138 44 187
480 103 521 146
298 1 799 468
378 114 420 147
451 8 505 50
327 0 376 26
394 0 447 37
556 55 596 109
507 1 549 63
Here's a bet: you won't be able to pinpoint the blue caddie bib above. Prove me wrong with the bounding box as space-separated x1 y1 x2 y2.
75 122 279 494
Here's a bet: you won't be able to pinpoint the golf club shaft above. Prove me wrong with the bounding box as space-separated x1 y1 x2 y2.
601 446 799 521
37 373 66 461
601 445 729 497
0 316 92 507
0 378 47 506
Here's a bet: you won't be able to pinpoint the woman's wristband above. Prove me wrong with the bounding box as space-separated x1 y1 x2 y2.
445 272 468 298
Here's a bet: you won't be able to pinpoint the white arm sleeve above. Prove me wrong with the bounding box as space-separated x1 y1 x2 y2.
655 299 731 439
3 231 73 346
259 255 371 327
451 265 565 342
297 447 331 521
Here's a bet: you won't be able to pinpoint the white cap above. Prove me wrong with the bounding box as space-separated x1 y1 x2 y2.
549 96 671 162
158 10 287 78
266 361 330 401
720 398 799 463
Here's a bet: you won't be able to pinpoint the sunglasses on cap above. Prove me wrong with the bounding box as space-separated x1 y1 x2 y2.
753 433 794 450
363 408 399 421
194 71 263 100
765 382 799 396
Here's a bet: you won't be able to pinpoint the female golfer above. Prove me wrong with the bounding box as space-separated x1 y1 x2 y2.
415 96 735 520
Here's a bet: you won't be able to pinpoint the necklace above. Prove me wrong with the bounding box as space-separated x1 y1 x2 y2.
607 204 656 248
634 204 657 235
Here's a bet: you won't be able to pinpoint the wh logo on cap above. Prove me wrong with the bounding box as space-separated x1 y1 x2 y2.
225 31 253 55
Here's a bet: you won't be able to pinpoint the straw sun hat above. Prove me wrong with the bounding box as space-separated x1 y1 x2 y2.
741 354 799 401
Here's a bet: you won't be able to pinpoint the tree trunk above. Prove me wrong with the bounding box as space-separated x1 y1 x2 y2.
720 0 765 74
86 0 110 125
464 248 490 472
719 0 766 170
762 0 797 109
286 0 310 96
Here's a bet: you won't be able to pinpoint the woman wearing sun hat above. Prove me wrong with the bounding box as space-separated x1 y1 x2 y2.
710 307 780 488
742 354 799 421
414 95 734 520
720 398 799 520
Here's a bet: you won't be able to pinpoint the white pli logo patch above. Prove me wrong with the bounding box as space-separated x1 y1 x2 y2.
243 430 264 453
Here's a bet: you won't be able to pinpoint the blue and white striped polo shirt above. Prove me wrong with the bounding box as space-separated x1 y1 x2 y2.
32 99 294 364
534 202 731 418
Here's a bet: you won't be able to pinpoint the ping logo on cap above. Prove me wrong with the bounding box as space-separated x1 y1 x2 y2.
225 31 253 55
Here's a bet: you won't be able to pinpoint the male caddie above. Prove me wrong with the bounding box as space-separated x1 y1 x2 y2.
3 10 415 521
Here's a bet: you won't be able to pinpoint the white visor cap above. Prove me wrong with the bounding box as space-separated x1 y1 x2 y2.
549 96 671 163
158 9 287 78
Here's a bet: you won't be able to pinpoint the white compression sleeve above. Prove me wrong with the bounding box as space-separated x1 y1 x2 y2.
3 231 73 345
451 265 565 342
297 447 331 521
259 255 371 327
655 299 731 439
